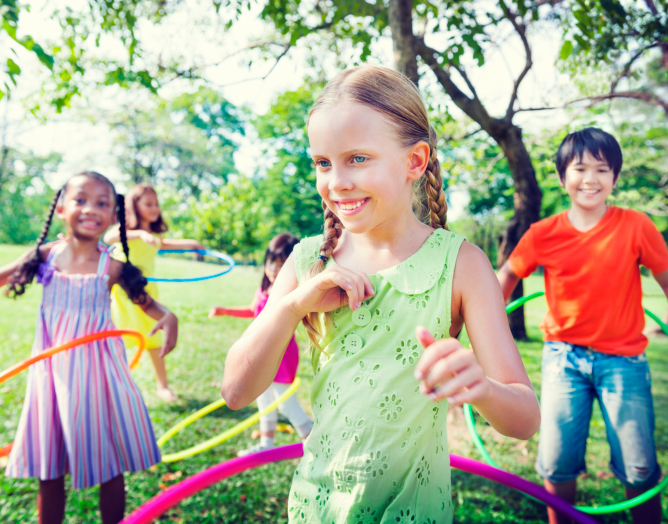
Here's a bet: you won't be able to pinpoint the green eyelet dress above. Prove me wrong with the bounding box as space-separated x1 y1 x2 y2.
289 228 465 524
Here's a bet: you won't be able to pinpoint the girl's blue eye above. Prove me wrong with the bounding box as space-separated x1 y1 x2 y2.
352 156 366 163
315 160 331 168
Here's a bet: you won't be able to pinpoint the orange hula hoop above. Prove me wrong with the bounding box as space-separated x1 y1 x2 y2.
0 330 146 386
0 330 145 458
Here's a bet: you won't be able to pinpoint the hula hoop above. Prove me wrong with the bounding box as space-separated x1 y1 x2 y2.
120 444 598 524
0 330 145 458
147 249 235 283
160 378 301 463
0 330 146 385
464 292 668 514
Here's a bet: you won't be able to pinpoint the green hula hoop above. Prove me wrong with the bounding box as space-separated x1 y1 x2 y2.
159 378 301 463
464 291 668 514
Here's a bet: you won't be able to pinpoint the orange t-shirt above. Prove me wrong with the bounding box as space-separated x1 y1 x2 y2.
508 207 668 356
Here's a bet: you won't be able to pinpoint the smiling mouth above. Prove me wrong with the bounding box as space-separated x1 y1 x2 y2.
80 219 101 229
579 189 600 195
335 198 368 211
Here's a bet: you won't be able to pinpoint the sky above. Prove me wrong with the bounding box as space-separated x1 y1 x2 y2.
2 0 575 219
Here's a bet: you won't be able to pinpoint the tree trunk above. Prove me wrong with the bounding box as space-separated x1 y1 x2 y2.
491 123 542 340
388 0 419 85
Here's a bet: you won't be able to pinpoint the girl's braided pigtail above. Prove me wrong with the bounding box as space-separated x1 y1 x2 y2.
117 194 149 304
5 188 62 297
302 200 343 368
424 126 448 230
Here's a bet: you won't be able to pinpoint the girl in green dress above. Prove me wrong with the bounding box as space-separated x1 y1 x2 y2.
222 65 540 523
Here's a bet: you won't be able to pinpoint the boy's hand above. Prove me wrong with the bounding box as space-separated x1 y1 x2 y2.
150 312 178 357
414 326 490 406
286 265 374 318
208 307 220 319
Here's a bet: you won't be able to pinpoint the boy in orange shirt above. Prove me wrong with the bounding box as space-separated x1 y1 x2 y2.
497 128 668 524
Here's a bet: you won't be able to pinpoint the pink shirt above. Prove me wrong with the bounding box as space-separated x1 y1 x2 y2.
254 288 299 384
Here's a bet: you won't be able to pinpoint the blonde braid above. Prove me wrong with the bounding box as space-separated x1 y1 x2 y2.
302 200 343 367
424 126 448 230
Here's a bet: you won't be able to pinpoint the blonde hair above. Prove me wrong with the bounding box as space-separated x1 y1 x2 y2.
303 65 448 363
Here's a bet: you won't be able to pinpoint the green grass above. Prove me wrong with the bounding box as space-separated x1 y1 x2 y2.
0 244 666 523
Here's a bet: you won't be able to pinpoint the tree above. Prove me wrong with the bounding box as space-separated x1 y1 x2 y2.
108 87 244 196
2 0 171 109
557 0 668 116
221 0 553 338
253 82 324 239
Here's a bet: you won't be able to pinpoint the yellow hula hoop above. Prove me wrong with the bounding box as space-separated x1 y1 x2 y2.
160 378 301 463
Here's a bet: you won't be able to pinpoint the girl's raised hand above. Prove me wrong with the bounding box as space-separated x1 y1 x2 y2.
287 265 374 317
414 326 491 406
150 311 178 357
140 230 161 247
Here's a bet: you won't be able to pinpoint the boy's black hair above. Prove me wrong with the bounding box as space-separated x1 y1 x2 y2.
5 172 148 303
261 233 300 293
556 127 623 182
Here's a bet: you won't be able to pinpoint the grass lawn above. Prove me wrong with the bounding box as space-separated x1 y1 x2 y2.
0 243 666 523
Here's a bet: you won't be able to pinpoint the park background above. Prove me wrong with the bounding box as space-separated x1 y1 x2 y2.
1 0 667 521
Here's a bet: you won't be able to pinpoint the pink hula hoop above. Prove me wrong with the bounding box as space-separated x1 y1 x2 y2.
121 444 597 524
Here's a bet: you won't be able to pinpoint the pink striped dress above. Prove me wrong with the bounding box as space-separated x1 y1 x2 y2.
5 242 161 488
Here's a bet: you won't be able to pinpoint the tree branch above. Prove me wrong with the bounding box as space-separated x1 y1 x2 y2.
501 1 532 121
517 90 668 117
442 127 483 142
415 38 491 127
611 43 658 92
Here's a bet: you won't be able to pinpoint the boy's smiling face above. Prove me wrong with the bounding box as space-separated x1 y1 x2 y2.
560 151 617 214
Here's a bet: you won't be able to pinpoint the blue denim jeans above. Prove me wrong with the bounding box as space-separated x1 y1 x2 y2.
536 341 661 489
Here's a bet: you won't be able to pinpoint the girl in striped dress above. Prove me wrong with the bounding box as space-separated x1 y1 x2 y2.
0 172 178 524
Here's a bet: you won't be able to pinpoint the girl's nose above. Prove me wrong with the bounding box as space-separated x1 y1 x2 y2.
329 166 354 192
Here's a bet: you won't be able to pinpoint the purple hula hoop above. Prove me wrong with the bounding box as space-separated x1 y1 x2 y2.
121 443 597 524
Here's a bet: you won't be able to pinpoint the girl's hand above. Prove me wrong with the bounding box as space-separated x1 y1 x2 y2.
140 230 161 247
208 307 220 319
287 265 374 316
149 312 178 357
414 326 491 406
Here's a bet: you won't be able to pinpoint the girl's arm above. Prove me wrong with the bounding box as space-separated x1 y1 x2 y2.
107 259 178 357
103 225 160 247
0 244 53 288
221 253 374 410
139 298 178 357
415 242 540 440
158 238 204 251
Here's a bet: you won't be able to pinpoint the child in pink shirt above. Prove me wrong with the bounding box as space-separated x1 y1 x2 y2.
211 233 312 455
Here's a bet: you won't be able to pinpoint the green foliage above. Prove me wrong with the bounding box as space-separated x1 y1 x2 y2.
556 0 667 113
560 0 666 67
163 177 274 259
108 87 245 196
2 0 170 108
159 81 324 261
0 149 63 244
252 81 324 239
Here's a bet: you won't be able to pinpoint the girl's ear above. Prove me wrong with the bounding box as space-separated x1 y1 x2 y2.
55 202 66 220
407 141 430 181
